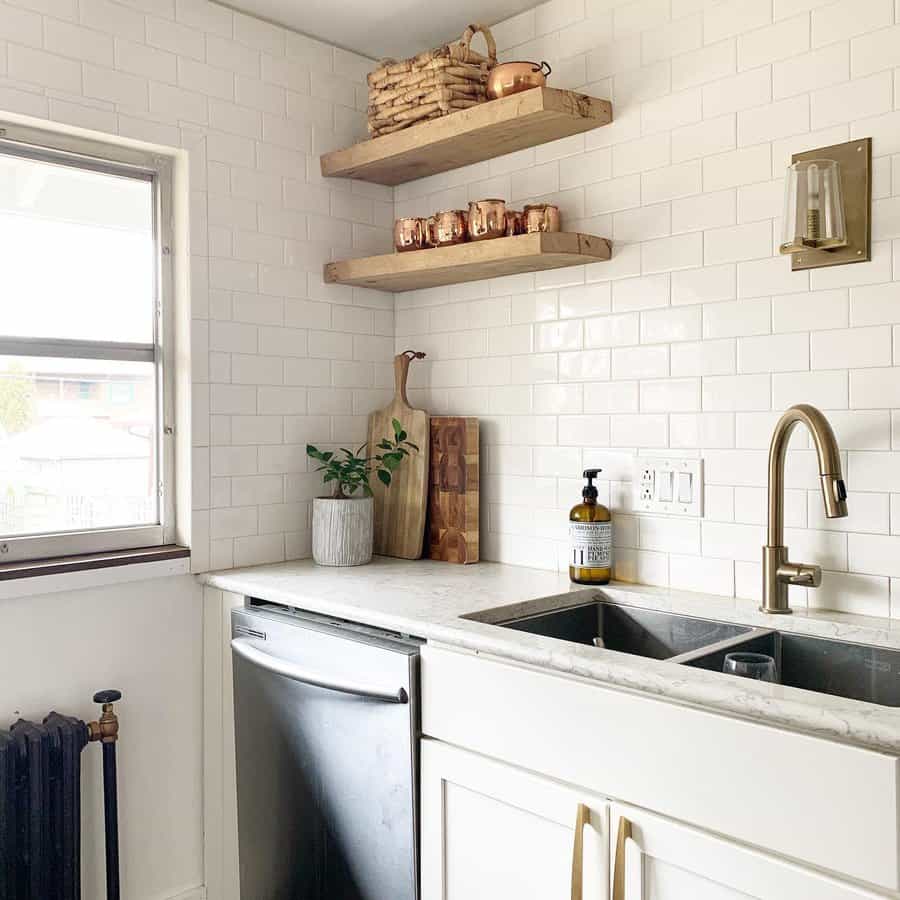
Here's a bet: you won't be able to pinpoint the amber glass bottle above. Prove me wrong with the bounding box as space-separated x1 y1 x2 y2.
569 468 612 585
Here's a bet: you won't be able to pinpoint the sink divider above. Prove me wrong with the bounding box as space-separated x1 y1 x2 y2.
668 628 777 667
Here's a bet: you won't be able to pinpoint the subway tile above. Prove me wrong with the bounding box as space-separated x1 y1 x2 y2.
738 332 809 373
642 13 703 64
640 377 701 411
811 71 893 130
559 283 611 318
737 256 809 298
703 297 771 339
559 349 611 381
849 451 900 491
612 273 671 311
640 517 700 555
704 0 772 43
641 232 704 273
773 41 849 99
810 241 893 289
584 380 640 413
672 190 736 234
737 13 810 69
850 367 900 408
8 44 81 91
808 571 890 617
672 264 736 305
585 312 641 347
640 305 702 343
613 202 671 242
671 114 736 162
703 144 771 191
737 179 784 223
849 533 900 578
671 338 736 375
585 174 642 215
610 414 668 447
671 39 736 91
611 133 670 177
811 325 893 370
611 344 669 379
702 374 771 411
773 370 848 408
737 95 809 146
534 383 583 413
704 221 773 265
669 554 735 595
670 412 736 448
773 289 848 332
558 415 611 446
812 0 893 47
702 66 772 118
641 88 702 134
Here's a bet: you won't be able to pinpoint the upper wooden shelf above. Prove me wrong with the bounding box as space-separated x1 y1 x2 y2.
320 88 613 186
324 232 611 292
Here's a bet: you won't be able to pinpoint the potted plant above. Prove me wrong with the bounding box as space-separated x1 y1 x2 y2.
307 419 419 566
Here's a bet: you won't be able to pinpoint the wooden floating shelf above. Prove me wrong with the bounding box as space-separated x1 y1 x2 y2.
320 88 613 186
324 232 611 292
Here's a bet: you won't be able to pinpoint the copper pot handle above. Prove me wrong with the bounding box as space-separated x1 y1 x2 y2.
460 23 498 63
534 61 552 76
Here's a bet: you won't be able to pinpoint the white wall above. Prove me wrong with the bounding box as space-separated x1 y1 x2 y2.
0 574 203 900
0 1 391 896
0 0 394 574
394 0 900 617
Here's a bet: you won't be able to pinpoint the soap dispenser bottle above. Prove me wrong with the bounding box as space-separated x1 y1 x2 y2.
569 468 612 585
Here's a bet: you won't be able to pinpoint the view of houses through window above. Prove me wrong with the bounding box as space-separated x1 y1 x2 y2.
0 136 163 550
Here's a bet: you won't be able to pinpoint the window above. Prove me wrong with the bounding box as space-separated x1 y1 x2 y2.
0 123 175 563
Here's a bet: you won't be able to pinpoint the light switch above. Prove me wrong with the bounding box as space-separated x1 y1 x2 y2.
677 472 692 503
656 471 673 502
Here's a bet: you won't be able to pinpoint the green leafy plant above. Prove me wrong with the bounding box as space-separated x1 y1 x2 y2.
307 418 419 499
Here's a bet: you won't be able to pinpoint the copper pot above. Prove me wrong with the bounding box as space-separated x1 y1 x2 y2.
486 60 552 100
428 210 468 247
467 199 507 241
523 203 561 233
505 209 524 236
394 216 427 252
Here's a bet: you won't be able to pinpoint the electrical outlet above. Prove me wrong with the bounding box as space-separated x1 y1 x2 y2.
632 456 703 517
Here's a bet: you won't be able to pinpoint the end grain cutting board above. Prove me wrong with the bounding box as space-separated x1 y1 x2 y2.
428 416 479 564
368 350 430 559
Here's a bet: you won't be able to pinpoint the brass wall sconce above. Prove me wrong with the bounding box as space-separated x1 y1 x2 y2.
779 138 871 271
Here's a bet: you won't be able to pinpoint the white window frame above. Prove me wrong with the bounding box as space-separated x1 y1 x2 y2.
0 122 176 563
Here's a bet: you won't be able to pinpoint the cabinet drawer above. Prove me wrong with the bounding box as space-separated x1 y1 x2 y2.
422 644 900 892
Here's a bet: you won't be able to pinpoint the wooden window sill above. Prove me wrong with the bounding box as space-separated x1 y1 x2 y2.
0 545 191 581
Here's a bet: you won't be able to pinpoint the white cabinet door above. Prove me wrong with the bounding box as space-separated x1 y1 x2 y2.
421 739 609 900
609 803 885 900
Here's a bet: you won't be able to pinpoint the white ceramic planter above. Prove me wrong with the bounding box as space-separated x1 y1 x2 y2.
312 496 374 567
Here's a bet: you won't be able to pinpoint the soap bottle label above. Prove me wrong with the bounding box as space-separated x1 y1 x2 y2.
570 521 612 567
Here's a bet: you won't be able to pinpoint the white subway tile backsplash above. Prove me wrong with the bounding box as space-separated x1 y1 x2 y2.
850 367 900 408
773 370 848 408
811 0 893 47
811 325 893 370
773 289 848 332
703 297 771 338
738 332 809 373
585 312 641 347
773 41 849 99
703 373 772 410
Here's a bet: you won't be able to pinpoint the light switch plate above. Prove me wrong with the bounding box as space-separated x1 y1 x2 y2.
632 456 703 517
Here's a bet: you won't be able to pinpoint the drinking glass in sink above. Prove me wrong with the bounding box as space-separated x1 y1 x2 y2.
723 652 777 682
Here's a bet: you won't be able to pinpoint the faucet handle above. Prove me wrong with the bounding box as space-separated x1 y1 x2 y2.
777 561 822 587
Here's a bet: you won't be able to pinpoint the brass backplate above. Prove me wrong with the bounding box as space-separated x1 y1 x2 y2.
791 137 871 271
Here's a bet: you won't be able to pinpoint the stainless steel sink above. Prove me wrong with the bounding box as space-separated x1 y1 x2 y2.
496 601 754 661
683 630 900 707
492 599 900 708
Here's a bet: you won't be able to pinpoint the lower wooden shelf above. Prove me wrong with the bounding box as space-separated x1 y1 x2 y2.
324 232 611 292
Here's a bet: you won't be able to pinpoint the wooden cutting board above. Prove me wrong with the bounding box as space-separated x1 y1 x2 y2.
428 416 479 564
368 350 430 559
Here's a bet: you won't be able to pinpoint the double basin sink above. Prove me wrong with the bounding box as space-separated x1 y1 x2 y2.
492 600 900 708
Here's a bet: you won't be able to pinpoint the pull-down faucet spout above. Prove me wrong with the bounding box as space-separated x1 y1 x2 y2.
762 404 848 614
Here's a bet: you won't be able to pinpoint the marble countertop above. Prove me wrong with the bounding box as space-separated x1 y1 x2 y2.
202 557 900 754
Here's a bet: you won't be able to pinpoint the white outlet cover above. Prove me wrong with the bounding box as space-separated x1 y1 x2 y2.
632 456 703 518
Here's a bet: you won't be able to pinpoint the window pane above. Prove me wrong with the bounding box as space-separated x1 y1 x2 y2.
0 152 154 344
0 356 158 537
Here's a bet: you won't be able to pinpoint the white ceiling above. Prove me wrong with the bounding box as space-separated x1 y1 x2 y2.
221 0 542 59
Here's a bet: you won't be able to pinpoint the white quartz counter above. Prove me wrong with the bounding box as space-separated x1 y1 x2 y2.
202 557 900 754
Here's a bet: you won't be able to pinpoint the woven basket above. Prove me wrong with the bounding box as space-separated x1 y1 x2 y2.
367 24 497 138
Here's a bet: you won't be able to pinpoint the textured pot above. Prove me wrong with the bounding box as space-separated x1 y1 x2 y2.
312 496 374 567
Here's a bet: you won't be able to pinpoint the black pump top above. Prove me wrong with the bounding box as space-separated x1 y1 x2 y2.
582 468 601 501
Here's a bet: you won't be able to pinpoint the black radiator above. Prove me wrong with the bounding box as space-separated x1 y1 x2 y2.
0 694 121 900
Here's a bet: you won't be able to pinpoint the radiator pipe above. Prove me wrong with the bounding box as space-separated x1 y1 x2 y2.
89 690 122 900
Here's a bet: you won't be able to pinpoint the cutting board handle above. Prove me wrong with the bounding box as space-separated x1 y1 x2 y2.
395 350 426 405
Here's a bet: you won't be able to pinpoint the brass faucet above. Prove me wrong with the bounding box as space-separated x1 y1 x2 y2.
762 405 848 614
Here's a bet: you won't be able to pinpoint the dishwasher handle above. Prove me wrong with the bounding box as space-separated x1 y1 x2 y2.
231 637 409 703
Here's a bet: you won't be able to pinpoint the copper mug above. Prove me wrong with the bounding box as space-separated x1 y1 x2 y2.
394 216 426 252
467 199 507 241
486 61 552 100
505 209 524 236
523 203 561 233
427 210 468 247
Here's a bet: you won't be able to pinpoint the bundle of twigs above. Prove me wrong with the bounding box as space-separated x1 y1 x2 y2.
366 24 497 137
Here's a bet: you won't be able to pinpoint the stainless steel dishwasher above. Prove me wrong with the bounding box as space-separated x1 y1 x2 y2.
231 600 421 900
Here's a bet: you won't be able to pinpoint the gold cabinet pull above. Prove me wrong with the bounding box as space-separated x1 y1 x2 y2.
570 803 592 900
612 816 633 900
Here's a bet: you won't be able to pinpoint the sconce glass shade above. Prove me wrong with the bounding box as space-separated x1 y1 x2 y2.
780 159 847 255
